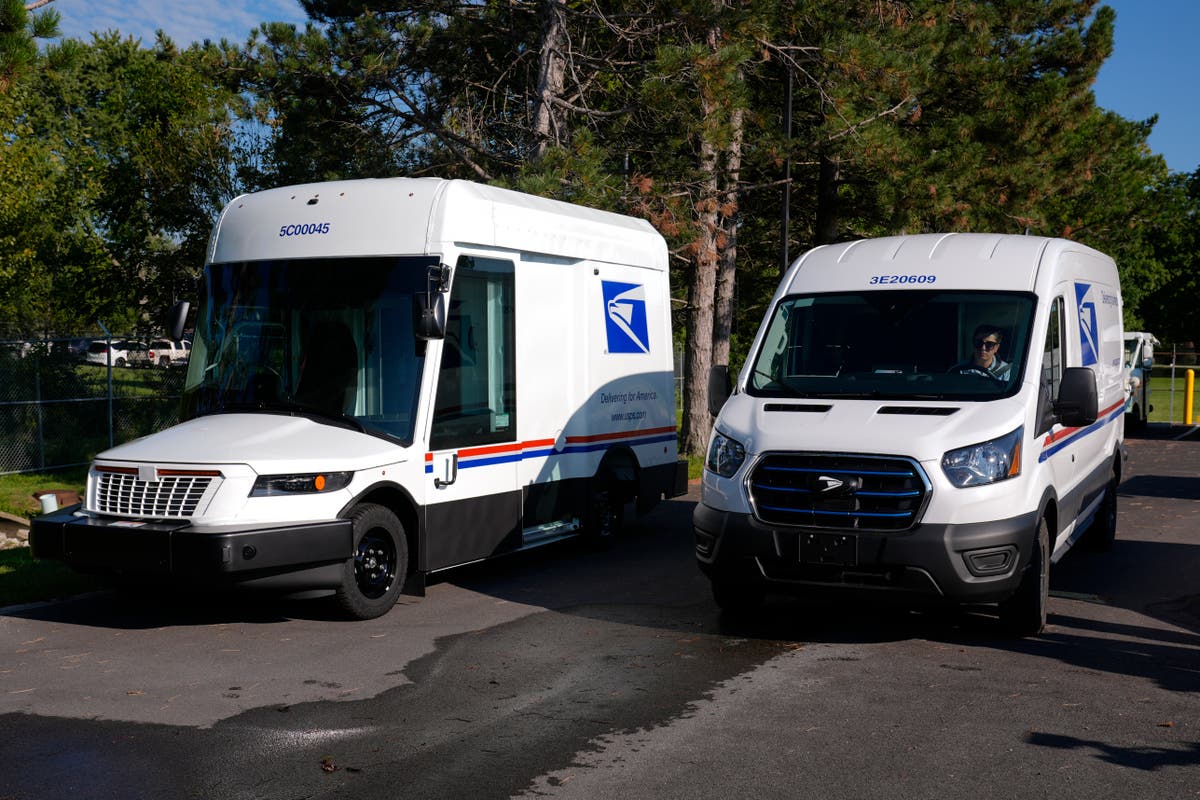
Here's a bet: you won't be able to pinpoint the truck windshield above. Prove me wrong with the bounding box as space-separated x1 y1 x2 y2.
181 256 437 445
747 290 1036 401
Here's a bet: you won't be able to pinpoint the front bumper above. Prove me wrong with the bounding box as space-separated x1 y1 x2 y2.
693 502 1040 604
29 504 353 588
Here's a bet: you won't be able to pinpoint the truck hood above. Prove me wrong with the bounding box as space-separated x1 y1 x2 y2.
95 413 405 473
716 392 1027 464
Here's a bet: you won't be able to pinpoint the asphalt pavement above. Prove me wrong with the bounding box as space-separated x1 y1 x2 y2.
0 423 1196 799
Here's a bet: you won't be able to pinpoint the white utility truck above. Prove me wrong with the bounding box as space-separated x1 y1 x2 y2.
1122 331 1159 429
32 178 686 618
696 233 1124 636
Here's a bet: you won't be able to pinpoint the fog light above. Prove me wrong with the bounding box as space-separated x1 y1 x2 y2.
242 545 258 560
964 545 1016 576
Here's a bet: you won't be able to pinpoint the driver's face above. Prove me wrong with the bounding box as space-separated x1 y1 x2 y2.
973 335 1000 366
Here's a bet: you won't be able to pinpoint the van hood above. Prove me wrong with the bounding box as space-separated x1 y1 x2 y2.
716 392 1027 464
95 413 404 473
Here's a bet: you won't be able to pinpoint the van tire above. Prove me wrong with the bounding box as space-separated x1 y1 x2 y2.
1083 471 1118 552
711 577 766 616
334 503 407 620
999 516 1049 636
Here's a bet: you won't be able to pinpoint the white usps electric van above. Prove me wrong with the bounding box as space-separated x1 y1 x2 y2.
695 233 1124 635
32 178 686 619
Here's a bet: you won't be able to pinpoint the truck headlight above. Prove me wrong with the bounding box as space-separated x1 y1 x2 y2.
706 430 746 478
250 471 354 497
941 428 1022 488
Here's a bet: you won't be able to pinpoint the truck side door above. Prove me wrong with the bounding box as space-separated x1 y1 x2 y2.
425 255 521 570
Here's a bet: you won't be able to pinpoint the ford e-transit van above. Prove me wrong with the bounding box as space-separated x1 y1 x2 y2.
695 233 1124 636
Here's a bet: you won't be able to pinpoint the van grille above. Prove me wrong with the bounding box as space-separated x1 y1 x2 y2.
749 453 928 532
94 471 215 519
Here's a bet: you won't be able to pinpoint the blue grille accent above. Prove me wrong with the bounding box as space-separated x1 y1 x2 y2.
750 454 928 531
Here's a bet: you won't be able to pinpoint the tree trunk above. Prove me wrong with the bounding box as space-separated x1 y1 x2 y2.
712 103 744 371
532 0 568 159
814 151 841 245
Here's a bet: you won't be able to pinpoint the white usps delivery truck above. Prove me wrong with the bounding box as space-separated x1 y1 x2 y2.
696 233 1124 636
1122 330 1159 429
32 178 686 619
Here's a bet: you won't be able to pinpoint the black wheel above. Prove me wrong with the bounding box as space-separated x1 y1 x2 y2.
159 356 170 368
711 576 766 616
584 478 624 546
114 357 126 367
999 515 1049 636
1083 469 1118 552
334 503 407 620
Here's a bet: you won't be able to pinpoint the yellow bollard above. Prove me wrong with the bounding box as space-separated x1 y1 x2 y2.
1187 369 1195 425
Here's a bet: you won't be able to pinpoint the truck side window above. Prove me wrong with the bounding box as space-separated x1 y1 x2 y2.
430 256 516 450
1037 296 1065 433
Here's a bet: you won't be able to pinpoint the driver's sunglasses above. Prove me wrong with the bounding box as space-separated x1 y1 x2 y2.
974 339 999 351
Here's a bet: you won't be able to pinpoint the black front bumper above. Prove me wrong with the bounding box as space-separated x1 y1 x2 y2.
693 502 1040 604
30 504 354 587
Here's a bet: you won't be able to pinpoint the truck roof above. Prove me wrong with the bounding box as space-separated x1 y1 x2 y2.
209 177 668 270
785 233 1114 294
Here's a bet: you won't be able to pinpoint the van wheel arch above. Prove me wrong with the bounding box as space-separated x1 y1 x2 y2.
585 448 639 543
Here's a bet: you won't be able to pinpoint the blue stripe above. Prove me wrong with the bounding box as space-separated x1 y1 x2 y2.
759 504 912 519
431 433 677 471
1038 406 1124 463
753 484 919 498
760 466 914 477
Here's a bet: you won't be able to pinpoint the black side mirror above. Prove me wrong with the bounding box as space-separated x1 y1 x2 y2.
415 264 451 341
708 365 731 417
167 301 190 343
1053 366 1098 427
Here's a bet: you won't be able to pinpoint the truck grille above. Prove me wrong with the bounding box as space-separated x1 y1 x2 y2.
94 469 216 519
749 453 928 532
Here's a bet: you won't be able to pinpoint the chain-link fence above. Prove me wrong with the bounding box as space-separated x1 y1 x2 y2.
0 336 185 475
1150 343 1200 425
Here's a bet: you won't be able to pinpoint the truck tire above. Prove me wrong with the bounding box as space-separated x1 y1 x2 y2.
584 477 624 546
999 516 1049 636
1082 469 1118 552
334 503 407 620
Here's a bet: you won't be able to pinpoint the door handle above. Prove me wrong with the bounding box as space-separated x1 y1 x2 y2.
435 453 458 488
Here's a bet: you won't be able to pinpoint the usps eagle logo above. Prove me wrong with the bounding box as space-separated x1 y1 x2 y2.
602 281 650 354
1075 282 1099 367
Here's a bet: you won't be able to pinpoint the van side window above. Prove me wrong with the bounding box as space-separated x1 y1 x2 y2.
430 256 516 450
1038 296 1066 433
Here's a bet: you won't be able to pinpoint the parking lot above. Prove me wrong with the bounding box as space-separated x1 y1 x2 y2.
0 426 1197 800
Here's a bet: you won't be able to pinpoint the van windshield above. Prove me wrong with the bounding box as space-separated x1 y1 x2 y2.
181 256 438 445
746 290 1036 401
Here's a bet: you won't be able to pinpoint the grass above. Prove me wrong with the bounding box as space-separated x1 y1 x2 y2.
0 547 105 608
0 467 96 607
1148 370 1200 425
0 467 87 519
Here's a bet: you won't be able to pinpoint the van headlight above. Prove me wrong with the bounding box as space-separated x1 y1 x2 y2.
941 428 1022 488
706 430 746 478
250 471 354 496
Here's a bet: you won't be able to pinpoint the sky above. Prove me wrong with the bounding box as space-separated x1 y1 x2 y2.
49 0 1199 175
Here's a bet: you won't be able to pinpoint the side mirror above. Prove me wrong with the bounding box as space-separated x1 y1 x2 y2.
708 365 731 418
415 263 452 341
415 293 446 340
167 301 190 343
1053 366 1098 427
1141 357 1153 371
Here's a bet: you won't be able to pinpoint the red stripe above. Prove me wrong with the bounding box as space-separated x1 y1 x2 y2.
1042 400 1125 446
427 427 678 460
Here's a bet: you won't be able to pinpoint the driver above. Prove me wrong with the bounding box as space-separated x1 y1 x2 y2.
953 323 1011 380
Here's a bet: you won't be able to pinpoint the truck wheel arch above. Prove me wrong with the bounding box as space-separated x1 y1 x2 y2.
342 482 420 580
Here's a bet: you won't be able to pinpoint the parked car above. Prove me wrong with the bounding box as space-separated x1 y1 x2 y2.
146 339 190 368
124 340 152 368
83 339 132 367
